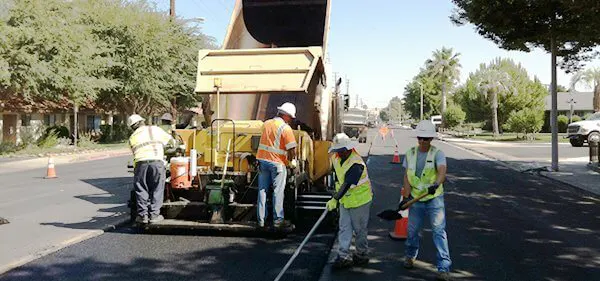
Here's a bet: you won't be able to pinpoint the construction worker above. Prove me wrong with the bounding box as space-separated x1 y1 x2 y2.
400 120 451 281
176 107 203 129
326 133 373 269
159 113 174 134
256 102 298 229
127 114 175 225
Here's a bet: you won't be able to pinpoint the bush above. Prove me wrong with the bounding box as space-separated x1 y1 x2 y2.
99 124 131 143
19 126 42 148
584 113 592 120
571 115 582 122
503 108 544 139
42 125 70 140
37 131 60 148
557 115 569 133
0 142 19 154
443 105 466 129
78 133 98 148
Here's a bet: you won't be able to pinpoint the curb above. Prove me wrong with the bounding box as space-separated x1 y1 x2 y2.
442 138 600 196
0 215 130 275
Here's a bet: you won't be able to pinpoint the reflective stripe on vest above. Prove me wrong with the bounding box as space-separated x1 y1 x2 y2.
406 146 444 201
129 126 164 163
257 118 290 164
332 151 373 208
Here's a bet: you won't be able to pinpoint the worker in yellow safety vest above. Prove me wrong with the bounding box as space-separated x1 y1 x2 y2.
127 114 175 225
256 102 298 229
326 133 373 269
399 120 451 281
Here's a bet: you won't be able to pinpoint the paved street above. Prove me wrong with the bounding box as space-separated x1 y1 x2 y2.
322 129 600 281
1 128 600 281
0 155 132 274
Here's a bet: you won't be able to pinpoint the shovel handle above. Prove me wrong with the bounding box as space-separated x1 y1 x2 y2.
400 193 429 210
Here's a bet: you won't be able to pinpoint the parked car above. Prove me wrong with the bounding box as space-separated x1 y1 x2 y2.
567 112 600 147
430 115 442 130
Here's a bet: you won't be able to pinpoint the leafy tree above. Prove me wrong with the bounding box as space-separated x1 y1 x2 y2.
443 105 466 128
425 47 461 115
570 67 600 112
503 108 544 139
451 0 600 170
384 96 404 121
454 58 546 133
379 110 389 122
403 72 441 120
475 67 513 137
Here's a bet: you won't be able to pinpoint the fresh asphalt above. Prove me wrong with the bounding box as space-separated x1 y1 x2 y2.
1 128 599 281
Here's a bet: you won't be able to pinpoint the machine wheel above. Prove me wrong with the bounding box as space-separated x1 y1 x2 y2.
587 132 600 144
284 183 298 222
570 137 585 147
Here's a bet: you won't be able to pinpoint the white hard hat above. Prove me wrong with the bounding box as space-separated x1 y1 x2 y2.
160 113 173 122
329 133 356 153
277 102 296 119
415 120 437 138
127 114 145 127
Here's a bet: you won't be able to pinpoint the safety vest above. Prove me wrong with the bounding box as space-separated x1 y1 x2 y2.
332 151 373 209
405 146 444 201
128 125 172 164
256 117 296 165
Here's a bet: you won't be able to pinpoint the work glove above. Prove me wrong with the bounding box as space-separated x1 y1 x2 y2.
397 197 412 211
326 198 338 211
427 183 440 195
289 159 298 169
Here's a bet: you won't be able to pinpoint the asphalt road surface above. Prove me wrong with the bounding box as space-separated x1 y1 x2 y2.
2 128 599 281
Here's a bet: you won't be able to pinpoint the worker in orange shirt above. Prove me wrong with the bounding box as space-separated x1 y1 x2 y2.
256 102 298 229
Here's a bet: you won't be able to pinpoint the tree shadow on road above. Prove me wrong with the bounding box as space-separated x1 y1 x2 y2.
40 177 131 230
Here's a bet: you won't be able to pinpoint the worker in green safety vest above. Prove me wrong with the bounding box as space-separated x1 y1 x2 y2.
326 133 373 269
399 120 451 281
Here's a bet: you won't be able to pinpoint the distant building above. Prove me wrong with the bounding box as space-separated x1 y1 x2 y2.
544 92 595 117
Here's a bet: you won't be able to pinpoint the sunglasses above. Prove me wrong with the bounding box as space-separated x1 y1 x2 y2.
417 137 433 141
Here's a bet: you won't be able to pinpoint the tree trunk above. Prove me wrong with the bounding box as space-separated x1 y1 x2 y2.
492 91 499 138
73 104 78 147
594 83 600 112
441 80 447 114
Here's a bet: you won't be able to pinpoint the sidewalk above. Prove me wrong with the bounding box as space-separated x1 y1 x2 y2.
0 148 131 176
441 136 600 196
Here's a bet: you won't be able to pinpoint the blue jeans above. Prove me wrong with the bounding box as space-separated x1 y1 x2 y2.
405 195 452 272
338 202 371 259
257 160 287 225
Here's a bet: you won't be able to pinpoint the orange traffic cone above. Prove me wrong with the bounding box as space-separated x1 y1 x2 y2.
389 213 409 240
45 157 57 179
390 149 401 164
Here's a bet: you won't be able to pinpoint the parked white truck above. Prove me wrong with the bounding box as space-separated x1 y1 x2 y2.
342 107 368 143
567 112 600 147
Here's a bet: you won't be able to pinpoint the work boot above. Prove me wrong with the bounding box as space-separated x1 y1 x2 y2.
436 271 451 281
332 256 354 269
352 253 370 266
273 219 292 229
135 215 149 224
149 214 164 224
403 257 415 269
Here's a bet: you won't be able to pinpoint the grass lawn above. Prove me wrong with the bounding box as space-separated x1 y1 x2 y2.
454 132 570 143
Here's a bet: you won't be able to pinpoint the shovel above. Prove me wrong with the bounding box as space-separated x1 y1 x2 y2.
377 193 429 220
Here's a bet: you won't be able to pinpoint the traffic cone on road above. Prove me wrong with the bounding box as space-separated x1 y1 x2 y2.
45 157 57 179
389 208 409 240
390 149 401 164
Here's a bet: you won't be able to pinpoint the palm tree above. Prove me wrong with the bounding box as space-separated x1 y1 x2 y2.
570 68 600 112
426 47 461 116
476 68 513 138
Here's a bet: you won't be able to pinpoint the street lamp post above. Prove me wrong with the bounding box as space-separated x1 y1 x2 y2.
567 97 576 124
417 81 424 120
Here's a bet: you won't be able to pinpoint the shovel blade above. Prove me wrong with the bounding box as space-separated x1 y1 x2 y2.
377 209 403 221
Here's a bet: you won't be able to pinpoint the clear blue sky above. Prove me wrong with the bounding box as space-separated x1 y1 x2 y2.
155 0 600 109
